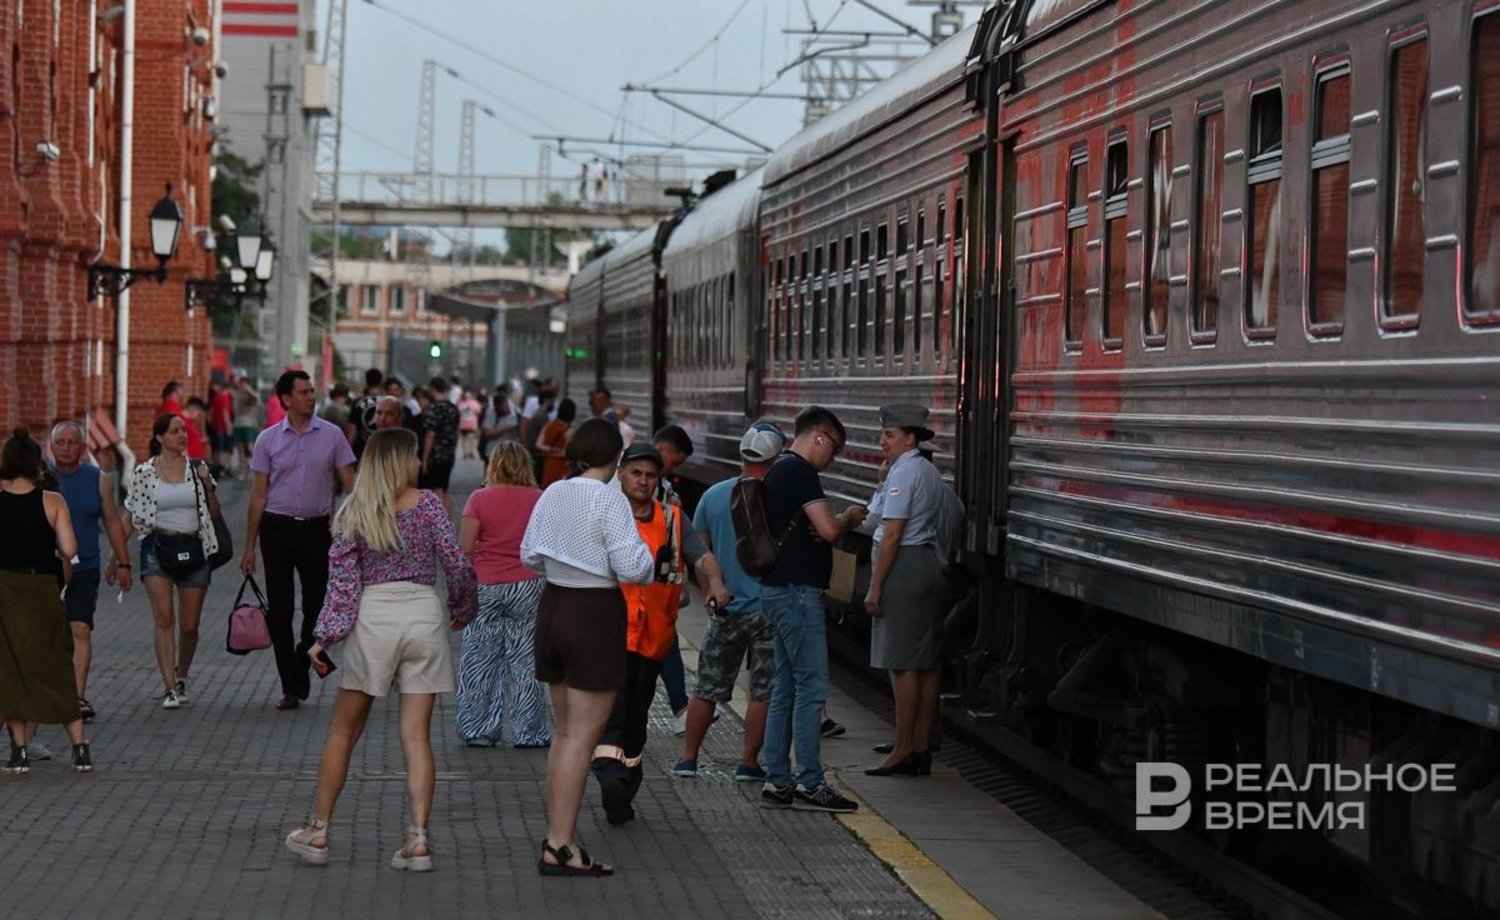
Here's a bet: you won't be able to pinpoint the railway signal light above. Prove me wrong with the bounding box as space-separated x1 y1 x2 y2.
428 340 442 360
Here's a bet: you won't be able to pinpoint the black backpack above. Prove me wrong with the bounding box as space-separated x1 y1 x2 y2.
730 476 801 578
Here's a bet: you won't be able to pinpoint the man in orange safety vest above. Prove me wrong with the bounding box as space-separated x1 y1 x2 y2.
592 442 731 825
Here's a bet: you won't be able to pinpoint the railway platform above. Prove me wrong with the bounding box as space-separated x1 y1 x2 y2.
0 462 1161 920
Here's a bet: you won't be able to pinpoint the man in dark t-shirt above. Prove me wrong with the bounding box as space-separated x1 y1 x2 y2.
758 406 865 815
350 367 386 460
420 375 461 506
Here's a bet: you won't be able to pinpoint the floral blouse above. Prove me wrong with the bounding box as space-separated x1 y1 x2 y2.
314 489 478 645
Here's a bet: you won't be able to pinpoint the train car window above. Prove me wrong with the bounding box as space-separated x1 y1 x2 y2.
1467 14 1500 323
1385 37 1427 327
1246 85 1284 336
1103 139 1129 347
875 224 889 357
935 201 947 358
842 234 855 359
858 230 871 356
1145 124 1173 344
775 256 786 364
816 246 828 364
953 195 966 361
1066 153 1089 347
915 211 926 362
797 250 809 362
727 272 736 367
895 218 910 359
1194 108 1224 339
1310 66 1352 334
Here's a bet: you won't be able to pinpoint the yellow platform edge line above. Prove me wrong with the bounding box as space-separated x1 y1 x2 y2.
679 632 996 920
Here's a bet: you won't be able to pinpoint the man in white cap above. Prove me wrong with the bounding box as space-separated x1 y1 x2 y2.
672 422 788 781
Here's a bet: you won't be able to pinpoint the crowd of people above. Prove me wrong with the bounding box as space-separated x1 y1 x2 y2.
0 364 966 880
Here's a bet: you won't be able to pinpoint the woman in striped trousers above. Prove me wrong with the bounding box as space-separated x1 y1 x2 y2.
456 442 550 747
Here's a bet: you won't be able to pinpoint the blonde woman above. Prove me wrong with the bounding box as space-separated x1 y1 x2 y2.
456 441 548 747
284 428 477 871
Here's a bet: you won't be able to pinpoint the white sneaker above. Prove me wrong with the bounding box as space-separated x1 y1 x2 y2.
27 741 52 761
161 689 181 710
671 708 688 736
174 679 190 703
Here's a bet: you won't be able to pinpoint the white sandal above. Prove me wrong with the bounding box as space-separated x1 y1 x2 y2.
391 825 433 872
285 818 330 866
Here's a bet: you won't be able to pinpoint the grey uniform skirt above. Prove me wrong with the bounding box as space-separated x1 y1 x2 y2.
869 544 946 671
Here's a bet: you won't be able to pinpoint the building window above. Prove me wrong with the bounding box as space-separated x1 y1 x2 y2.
1246 85 1284 336
1468 14 1500 323
1385 37 1428 326
336 284 350 318
390 285 406 315
1103 138 1129 347
1194 109 1224 338
1310 66 1351 333
1144 124 1173 343
1066 153 1089 347
361 284 379 315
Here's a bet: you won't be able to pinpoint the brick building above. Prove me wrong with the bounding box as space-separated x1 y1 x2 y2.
0 0 219 457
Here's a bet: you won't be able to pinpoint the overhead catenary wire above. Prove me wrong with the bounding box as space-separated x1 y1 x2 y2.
637 0 753 87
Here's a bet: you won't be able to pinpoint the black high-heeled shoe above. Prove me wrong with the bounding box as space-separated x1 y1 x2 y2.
873 740 942 755
864 753 923 777
915 751 932 776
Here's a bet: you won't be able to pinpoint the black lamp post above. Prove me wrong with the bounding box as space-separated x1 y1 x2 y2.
88 185 183 300
184 221 277 312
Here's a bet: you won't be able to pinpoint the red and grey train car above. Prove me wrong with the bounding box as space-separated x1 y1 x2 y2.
562 0 1500 901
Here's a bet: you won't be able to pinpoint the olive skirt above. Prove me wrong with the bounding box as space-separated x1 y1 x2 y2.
869 544 947 671
0 571 82 724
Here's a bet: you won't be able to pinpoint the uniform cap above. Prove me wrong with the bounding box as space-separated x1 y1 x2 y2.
878 404 935 442
739 422 787 462
619 442 664 469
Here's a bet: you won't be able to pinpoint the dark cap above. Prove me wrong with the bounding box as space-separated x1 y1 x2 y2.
878 403 935 442
619 442 664 470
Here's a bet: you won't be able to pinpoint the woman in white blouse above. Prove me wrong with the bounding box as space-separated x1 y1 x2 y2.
122 413 220 709
520 418 652 877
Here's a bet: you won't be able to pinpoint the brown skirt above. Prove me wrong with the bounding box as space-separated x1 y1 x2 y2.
0 571 82 724
533 583 626 691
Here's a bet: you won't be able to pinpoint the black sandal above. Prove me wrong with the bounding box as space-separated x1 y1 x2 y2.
537 839 614 877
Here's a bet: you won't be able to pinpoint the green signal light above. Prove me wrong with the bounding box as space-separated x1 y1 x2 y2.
428 340 442 359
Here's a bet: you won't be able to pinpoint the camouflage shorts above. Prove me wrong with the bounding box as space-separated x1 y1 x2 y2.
693 609 774 704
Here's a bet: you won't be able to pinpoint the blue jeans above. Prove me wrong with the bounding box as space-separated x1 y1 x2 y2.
762 584 830 790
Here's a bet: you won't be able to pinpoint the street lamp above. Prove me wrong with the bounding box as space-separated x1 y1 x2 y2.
184 229 277 313
88 184 184 300
236 213 264 273
254 237 277 285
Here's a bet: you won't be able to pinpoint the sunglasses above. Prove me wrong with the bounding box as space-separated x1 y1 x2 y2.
817 429 845 455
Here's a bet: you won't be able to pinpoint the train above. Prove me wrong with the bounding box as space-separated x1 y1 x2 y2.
561 0 1500 910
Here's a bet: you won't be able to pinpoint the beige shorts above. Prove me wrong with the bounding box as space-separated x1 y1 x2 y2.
342 582 455 697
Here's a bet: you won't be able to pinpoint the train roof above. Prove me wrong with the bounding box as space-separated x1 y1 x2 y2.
567 247 607 297
602 219 662 271
762 22 977 187
664 166 764 256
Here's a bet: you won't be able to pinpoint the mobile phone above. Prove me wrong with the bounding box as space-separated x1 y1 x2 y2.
311 648 337 678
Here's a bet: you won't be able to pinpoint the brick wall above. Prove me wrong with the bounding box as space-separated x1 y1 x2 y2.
0 0 217 457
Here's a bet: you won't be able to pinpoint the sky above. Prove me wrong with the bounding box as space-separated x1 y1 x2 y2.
334 0 982 184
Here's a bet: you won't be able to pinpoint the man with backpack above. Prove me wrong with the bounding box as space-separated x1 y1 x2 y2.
671 422 786 781
754 406 865 813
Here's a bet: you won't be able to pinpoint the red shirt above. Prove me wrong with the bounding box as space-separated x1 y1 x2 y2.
210 390 234 432
157 398 209 460
462 485 543 584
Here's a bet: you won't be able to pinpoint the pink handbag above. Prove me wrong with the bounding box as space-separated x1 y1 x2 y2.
227 575 273 655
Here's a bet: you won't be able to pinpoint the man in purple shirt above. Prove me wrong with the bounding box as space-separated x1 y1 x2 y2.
243 371 357 710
